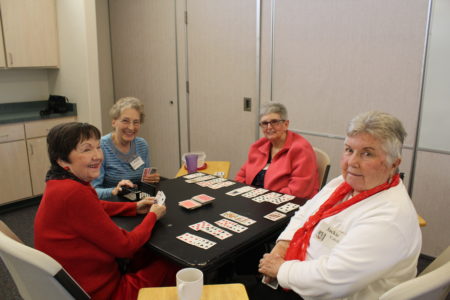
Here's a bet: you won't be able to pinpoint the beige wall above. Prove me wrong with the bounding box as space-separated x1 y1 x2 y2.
47 0 103 130
0 69 49 103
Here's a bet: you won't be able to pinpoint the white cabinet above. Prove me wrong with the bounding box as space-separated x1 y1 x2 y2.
0 0 59 68
0 116 76 205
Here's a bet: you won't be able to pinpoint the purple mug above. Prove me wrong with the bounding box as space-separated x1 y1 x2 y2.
185 154 198 174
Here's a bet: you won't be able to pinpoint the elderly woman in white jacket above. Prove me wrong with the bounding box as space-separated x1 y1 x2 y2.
258 111 422 300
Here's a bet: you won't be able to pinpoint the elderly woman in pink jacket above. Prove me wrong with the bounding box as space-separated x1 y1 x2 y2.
235 102 319 199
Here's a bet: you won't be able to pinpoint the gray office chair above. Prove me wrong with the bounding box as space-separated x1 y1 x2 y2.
0 220 90 300
313 147 331 189
379 246 450 300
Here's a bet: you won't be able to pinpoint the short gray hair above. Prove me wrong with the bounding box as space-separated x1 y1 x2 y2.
109 97 145 123
346 111 406 165
260 102 288 120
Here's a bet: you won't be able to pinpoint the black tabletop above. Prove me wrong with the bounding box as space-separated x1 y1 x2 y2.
112 175 307 272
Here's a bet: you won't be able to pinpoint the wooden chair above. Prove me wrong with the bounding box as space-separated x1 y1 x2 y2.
0 220 90 300
313 147 331 189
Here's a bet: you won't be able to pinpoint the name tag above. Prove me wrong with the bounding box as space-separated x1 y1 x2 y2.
315 221 345 248
130 156 144 170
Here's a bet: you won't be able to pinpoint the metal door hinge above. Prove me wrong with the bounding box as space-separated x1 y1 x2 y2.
185 11 188 24
186 81 190 93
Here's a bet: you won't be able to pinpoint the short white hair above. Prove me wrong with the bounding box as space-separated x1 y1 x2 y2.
347 111 406 165
260 102 288 120
109 97 145 123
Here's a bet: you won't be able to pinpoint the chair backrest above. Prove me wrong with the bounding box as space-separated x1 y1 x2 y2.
379 246 450 300
313 147 331 189
420 246 450 276
379 261 450 300
0 220 90 300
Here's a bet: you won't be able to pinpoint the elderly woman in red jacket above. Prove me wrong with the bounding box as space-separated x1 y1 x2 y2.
235 102 319 199
34 122 177 300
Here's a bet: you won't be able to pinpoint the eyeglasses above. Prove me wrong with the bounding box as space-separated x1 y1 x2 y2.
259 119 285 128
119 119 141 127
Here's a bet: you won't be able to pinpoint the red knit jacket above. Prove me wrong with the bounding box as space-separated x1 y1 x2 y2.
34 179 157 299
235 130 319 199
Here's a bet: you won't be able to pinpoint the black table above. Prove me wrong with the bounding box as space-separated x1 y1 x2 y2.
112 175 307 272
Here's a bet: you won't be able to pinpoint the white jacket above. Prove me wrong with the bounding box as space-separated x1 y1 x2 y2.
277 176 422 300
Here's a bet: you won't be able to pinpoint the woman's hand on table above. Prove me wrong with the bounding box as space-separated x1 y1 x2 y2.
112 179 135 196
142 172 160 184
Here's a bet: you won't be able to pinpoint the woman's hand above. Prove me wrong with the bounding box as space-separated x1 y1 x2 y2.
136 197 155 214
142 172 161 184
259 252 285 279
112 179 135 196
259 240 290 282
149 203 166 220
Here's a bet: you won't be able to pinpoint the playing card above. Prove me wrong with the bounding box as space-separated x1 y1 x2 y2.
209 181 236 189
176 233 216 249
155 191 166 205
276 202 299 213
141 168 150 182
215 218 248 233
225 186 255 196
279 194 296 201
241 188 269 198
123 192 138 201
179 199 202 210
185 175 215 183
189 221 212 231
200 224 232 240
196 177 227 187
140 192 152 199
250 196 266 203
183 172 205 179
264 211 286 221
191 194 215 204
220 211 256 226
262 276 279 290
252 192 282 203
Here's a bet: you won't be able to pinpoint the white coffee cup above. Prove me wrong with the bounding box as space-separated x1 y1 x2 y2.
176 268 203 300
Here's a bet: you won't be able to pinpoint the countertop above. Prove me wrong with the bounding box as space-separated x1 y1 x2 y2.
0 100 77 125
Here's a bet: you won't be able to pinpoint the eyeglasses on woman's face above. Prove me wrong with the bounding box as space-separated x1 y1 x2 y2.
119 118 141 127
259 119 285 128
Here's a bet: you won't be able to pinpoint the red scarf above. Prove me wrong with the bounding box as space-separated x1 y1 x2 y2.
284 173 400 261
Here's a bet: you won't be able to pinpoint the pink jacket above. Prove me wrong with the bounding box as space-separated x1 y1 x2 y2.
235 130 319 199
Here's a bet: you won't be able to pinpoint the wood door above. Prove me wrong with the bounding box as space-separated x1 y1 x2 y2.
0 0 59 67
0 140 32 204
27 137 50 195
109 0 180 178
0 19 5 67
186 0 259 177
